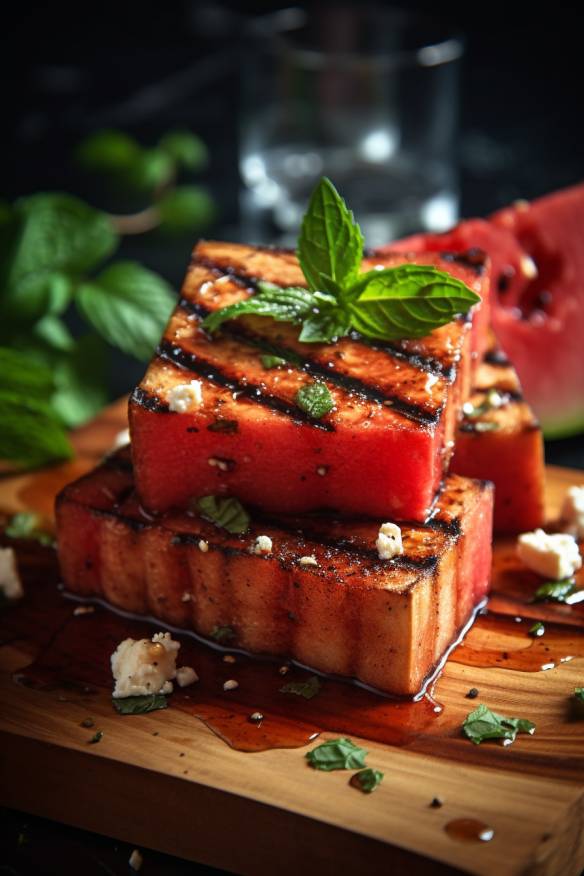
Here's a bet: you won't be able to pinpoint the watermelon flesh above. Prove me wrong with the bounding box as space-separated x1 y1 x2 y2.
381 184 584 437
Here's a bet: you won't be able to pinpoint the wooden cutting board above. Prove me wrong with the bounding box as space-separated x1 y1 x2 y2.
1 399 583 876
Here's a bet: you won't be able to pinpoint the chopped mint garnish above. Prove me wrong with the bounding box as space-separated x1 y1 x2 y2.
88 730 103 744
462 703 535 745
260 354 287 369
350 768 384 794
280 675 321 700
528 621 545 638
5 512 53 546
532 579 576 604
306 737 368 771
196 495 250 534
295 381 334 419
112 694 168 715
210 625 236 644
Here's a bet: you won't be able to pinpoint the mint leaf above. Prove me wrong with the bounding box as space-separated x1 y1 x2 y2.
0 347 54 397
88 730 103 744
575 688 584 702
528 621 545 638
298 177 363 293
298 293 351 343
203 282 315 334
77 130 140 172
158 186 215 232
33 315 75 352
260 354 287 369
196 496 250 534
158 131 208 171
7 194 116 320
306 738 368 771
295 381 334 419
130 148 174 191
462 704 535 745
5 512 53 546
0 390 73 468
51 335 108 428
348 265 481 341
280 675 321 700
532 579 576 603
112 694 168 715
350 768 384 794
77 261 175 360
210 625 236 644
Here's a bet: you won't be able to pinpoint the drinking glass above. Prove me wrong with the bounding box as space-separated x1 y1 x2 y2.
239 7 464 246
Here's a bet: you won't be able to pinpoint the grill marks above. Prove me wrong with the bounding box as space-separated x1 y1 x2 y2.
176 297 440 425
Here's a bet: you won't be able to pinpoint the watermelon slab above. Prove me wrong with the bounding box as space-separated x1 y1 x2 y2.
381 183 584 437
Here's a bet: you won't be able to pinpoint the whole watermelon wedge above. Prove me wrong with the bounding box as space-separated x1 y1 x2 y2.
380 184 584 438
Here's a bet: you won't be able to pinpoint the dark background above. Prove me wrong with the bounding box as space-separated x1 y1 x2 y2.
1 3 583 873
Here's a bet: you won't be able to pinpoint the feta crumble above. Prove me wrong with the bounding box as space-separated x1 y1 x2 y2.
299 555 318 567
129 849 143 871
0 547 23 601
560 486 584 539
111 631 180 698
198 539 209 553
223 679 239 691
254 535 273 555
517 528 582 580
520 254 538 279
376 523 404 560
176 666 199 687
168 381 203 413
181 592 192 602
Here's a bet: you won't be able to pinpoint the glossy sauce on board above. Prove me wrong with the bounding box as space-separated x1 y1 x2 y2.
1 536 583 753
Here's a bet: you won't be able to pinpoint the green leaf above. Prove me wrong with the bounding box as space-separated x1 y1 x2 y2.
260 354 287 369
298 302 351 343
295 381 334 419
202 282 315 334
158 130 208 171
210 625 236 644
0 390 73 468
462 704 535 745
532 579 576 604
51 335 108 428
76 261 175 360
33 315 75 352
0 347 54 397
112 694 168 715
280 675 321 700
4 512 53 546
130 148 174 192
298 177 363 293
158 186 216 232
350 768 384 794
6 194 116 321
348 265 481 341
528 621 545 638
88 730 103 744
306 737 368 771
575 688 584 703
196 496 250 534
77 130 141 172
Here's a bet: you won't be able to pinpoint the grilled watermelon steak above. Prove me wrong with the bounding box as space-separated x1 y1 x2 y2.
129 242 489 521
56 449 493 696
452 345 545 533
382 183 584 438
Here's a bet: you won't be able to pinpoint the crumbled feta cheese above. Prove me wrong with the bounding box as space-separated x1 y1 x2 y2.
299 555 318 567
316 465 328 476
176 666 198 687
223 679 239 691
560 486 584 539
516 528 582 580
376 522 404 560
198 539 209 553
168 381 203 413
254 535 273 555
129 849 143 871
278 665 289 675
520 254 538 279
249 711 263 722
181 591 192 602
73 605 95 616
111 631 180 698
223 655 236 664
112 427 130 450
0 547 23 600
208 457 230 471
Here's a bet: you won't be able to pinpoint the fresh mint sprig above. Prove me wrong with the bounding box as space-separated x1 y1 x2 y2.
203 177 480 344
462 704 535 745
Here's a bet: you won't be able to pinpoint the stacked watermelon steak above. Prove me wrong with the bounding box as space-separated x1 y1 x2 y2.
57 178 550 697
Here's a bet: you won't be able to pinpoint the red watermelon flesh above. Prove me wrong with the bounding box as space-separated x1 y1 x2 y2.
381 184 584 437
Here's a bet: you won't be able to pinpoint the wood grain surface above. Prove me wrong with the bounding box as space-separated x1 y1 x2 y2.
0 398 583 876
